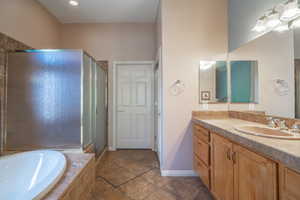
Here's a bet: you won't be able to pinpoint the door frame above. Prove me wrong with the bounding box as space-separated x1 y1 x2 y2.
154 47 163 166
112 61 155 151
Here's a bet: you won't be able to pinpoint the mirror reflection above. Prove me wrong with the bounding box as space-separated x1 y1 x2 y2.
199 61 228 103
230 61 259 103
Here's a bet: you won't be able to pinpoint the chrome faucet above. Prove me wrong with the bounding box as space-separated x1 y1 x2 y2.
266 117 277 128
266 117 288 130
275 119 288 131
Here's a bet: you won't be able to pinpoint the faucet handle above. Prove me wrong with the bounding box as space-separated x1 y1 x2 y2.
266 117 276 128
291 122 300 133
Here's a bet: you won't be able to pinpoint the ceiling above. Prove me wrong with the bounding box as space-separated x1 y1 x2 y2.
37 0 160 23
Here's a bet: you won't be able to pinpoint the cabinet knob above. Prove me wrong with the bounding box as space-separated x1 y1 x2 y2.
227 149 231 160
232 152 237 164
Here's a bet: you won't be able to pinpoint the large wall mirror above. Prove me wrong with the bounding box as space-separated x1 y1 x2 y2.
199 60 259 104
228 0 300 119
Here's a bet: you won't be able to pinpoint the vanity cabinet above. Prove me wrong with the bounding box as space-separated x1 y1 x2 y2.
233 144 277 200
211 133 277 200
193 124 211 189
279 165 300 200
211 134 234 200
193 124 278 200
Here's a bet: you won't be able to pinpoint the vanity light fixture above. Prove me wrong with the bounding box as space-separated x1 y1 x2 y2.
280 0 300 21
200 61 216 71
252 0 300 33
69 0 79 6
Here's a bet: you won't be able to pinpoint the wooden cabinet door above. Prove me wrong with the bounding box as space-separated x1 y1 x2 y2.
279 165 300 200
211 133 234 200
233 145 277 200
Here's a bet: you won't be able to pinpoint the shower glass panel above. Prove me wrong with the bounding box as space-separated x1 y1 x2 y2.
91 61 97 145
6 50 107 151
95 65 107 155
82 54 91 148
6 50 82 150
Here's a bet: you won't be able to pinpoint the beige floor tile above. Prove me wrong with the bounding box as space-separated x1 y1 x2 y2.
95 150 213 200
93 189 131 200
93 178 114 195
141 168 172 188
144 189 179 200
161 177 202 200
99 165 136 186
119 176 157 200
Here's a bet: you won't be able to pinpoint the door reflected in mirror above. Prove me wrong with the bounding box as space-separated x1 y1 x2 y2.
230 61 259 103
199 61 228 104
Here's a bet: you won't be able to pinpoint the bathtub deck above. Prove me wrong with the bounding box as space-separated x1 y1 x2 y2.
43 153 95 200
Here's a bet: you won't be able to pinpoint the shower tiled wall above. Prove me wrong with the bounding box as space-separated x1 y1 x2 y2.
0 32 31 153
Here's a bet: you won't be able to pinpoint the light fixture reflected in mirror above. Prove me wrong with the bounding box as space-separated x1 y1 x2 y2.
69 0 79 6
199 61 216 71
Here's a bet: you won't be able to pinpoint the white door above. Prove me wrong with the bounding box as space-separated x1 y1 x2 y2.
116 63 154 149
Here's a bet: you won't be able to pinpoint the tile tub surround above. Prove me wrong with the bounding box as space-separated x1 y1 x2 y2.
193 117 300 174
44 153 95 200
0 32 32 153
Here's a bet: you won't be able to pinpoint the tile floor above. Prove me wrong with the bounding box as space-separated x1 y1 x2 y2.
91 150 214 200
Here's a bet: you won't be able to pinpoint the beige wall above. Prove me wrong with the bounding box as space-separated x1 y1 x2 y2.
161 0 228 170
229 31 295 118
60 23 156 61
0 0 61 48
60 23 156 148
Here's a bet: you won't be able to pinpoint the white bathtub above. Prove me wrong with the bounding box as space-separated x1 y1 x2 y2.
0 150 66 200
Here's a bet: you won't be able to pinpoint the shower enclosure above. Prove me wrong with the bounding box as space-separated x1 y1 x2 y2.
5 50 107 155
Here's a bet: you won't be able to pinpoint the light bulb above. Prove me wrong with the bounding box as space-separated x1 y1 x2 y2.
292 18 300 27
280 0 300 21
200 61 216 71
252 18 267 32
274 24 289 32
266 12 281 28
69 0 79 6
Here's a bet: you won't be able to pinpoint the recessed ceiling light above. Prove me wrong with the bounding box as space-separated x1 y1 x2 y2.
69 0 79 6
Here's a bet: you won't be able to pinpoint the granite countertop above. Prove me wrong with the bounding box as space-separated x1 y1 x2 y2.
44 153 95 200
193 117 300 173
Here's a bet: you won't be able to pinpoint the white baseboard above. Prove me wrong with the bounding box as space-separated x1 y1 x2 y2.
160 170 198 177
108 146 116 151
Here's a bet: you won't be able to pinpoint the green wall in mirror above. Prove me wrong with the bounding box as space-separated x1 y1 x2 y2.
231 61 259 103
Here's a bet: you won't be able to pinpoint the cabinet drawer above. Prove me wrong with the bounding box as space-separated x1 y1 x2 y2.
193 124 210 143
194 155 210 189
193 136 210 166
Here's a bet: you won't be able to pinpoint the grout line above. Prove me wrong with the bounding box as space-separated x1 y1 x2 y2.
116 166 158 188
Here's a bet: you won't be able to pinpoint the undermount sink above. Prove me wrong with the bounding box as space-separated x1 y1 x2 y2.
235 125 300 140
